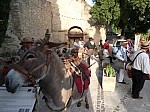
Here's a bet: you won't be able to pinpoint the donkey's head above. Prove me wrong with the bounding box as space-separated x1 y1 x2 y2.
5 43 56 93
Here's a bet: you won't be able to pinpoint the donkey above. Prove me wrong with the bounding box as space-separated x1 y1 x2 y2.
0 57 18 86
5 43 90 111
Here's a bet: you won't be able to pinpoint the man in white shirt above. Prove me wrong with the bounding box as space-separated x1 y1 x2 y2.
131 41 150 99
115 41 129 84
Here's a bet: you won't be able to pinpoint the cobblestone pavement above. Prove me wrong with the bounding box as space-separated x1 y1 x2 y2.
37 63 100 112
103 74 150 112
36 63 150 112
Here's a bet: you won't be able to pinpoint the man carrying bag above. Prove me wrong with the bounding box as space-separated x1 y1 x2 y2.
129 41 150 99
115 41 130 84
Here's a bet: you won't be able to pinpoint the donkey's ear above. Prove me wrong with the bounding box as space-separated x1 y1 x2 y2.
37 44 49 53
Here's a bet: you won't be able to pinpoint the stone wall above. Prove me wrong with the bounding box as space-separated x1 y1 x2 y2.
0 0 106 55
0 0 52 55
9 0 52 40
50 0 106 44
50 0 93 42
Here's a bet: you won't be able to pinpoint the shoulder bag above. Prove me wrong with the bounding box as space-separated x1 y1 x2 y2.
126 52 142 78
126 52 150 80
126 52 142 71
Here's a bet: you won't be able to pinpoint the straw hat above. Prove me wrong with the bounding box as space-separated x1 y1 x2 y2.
121 41 128 45
141 41 150 49
45 29 51 35
20 37 34 45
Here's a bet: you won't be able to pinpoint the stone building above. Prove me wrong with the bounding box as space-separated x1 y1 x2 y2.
0 0 106 55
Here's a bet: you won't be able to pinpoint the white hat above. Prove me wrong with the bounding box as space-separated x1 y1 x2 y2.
141 41 150 49
121 41 128 45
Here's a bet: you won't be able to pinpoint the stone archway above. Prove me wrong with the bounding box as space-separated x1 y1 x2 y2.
68 26 84 48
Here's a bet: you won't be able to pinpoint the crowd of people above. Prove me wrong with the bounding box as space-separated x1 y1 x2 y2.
1 28 150 100
73 35 150 100
101 36 150 99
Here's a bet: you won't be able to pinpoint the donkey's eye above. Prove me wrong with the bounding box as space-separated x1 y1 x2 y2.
26 54 36 60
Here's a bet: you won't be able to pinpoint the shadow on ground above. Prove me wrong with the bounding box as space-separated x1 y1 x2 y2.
96 60 150 112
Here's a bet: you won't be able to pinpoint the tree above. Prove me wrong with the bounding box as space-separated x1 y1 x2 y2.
117 0 130 36
90 0 120 25
90 0 150 37
127 0 150 34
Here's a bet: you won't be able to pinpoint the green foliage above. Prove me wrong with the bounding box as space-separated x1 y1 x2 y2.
90 0 120 25
111 24 121 34
0 0 11 46
127 0 150 34
141 29 150 39
90 0 150 36
105 64 116 77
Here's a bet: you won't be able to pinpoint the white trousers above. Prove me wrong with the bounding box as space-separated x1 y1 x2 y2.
117 69 125 82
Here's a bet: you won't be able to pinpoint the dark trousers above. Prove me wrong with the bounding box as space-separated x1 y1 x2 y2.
131 68 147 98
107 56 113 63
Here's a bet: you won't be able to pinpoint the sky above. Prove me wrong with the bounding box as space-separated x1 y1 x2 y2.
85 0 95 6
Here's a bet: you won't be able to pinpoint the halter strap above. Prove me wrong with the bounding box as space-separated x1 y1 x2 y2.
11 52 51 85
12 62 47 84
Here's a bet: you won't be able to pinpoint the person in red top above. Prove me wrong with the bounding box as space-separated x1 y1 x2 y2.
126 37 134 51
103 39 110 55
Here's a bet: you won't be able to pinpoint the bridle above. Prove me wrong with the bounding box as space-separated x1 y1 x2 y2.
10 50 86 111
11 51 51 85
10 50 73 111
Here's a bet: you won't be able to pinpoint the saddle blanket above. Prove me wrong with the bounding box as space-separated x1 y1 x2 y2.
74 62 90 93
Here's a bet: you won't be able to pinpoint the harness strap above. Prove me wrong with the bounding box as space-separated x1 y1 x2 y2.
30 62 46 75
10 52 51 85
12 64 36 84
130 52 143 65
12 62 47 85
12 64 30 77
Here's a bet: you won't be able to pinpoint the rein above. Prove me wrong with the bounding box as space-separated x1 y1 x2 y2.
11 62 47 84
10 52 73 111
11 52 51 85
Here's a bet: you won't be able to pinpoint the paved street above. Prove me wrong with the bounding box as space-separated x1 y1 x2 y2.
70 61 150 112
70 69 150 112
101 74 150 112
1 61 150 112
37 61 150 112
